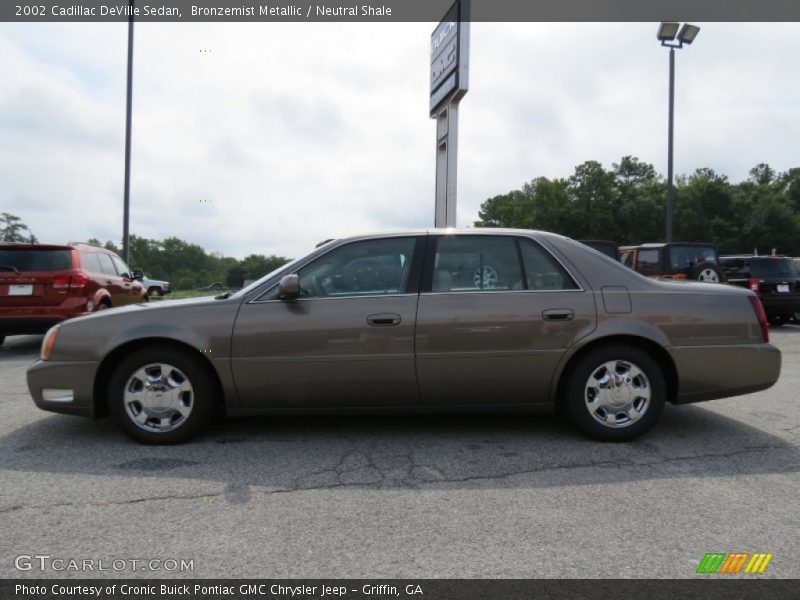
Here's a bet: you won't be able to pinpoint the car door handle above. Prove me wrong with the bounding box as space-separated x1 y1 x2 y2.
543 309 574 321
367 313 401 326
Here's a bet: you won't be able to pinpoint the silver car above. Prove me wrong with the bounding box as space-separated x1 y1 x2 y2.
27 229 781 444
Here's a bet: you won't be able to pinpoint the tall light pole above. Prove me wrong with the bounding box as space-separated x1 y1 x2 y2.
657 22 700 243
122 0 134 263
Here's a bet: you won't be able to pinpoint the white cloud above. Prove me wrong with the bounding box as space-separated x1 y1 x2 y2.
0 22 798 260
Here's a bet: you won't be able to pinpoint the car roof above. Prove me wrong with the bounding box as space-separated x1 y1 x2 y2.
620 242 716 250
334 228 562 243
720 254 790 260
0 242 73 251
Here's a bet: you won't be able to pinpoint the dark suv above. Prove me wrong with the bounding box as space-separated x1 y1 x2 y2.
720 255 800 325
0 242 146 345
619 242 724 282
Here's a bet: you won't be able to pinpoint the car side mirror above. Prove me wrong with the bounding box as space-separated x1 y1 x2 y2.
131 270 144 281
278 274 301 299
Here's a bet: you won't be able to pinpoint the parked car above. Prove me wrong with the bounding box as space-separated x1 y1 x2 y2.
134 271 171 297
578 240 620 261
27 229 779 444
0 242 146 346
719 255 800 326
619 242 724 282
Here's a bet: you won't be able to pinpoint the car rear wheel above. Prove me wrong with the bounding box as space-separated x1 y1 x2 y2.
0 335 5 347
564 345 666 442
108 347 216 444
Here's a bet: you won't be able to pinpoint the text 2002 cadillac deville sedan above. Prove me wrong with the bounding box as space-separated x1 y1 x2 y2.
27 229 781 444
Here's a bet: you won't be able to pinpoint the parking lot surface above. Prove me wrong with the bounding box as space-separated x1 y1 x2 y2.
1 328 799 578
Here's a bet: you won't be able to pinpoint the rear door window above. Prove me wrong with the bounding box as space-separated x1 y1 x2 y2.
0 249 72 272
431 236 524 292
81 253 104 274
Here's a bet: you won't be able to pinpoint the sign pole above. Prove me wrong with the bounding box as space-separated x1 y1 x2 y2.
434 102 459 228
430 0 469 229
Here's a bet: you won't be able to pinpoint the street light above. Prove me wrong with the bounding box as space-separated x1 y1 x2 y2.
122 0 135 264
657 21 700 243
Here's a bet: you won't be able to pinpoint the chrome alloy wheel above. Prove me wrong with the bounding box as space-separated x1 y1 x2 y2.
123 363 194 432
584 360 651 428
473 265 499 289
696 267 720 282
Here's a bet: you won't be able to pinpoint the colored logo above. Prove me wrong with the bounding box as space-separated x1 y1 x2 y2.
696 552 773 574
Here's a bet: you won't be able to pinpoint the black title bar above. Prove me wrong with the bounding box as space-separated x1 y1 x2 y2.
2 0 800 22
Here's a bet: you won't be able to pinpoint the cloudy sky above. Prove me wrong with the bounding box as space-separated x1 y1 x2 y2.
1 22 798 259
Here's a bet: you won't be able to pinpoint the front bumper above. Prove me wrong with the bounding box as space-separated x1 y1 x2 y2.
27 359 99 417
669 343 781 404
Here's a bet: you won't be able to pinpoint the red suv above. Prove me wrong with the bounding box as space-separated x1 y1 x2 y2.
0 242 146 345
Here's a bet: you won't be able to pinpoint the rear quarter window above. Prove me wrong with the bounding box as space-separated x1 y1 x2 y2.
0 249 72 271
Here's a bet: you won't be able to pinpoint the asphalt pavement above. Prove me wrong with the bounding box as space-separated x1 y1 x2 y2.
1 328 799 578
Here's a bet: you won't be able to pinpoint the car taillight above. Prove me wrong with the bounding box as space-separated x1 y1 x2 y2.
748 278 760 292
69 273 89 289
748 295 769 343
52 273 89 290
52 274 71 289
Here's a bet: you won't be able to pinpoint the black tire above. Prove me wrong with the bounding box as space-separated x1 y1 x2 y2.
691 262 723 283
563 344 666 442
96 301 110 311
108 346 216 444
794 311 800 324
0 334 5 347
768 316 785 327
148 286 162 297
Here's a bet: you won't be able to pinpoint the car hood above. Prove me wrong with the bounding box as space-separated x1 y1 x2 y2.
64 295 231 326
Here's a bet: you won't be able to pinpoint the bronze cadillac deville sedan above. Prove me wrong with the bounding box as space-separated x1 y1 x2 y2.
27 230 781 444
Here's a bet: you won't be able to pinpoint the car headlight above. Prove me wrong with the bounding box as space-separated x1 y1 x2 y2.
41 326 60 361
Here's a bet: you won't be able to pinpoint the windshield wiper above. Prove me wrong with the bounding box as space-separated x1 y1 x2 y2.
0 265 20 274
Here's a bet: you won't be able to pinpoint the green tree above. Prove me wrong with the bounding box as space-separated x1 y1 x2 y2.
0 213 37 243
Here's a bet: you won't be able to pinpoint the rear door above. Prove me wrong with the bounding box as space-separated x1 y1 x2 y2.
415 234 596 407
0 246 75 308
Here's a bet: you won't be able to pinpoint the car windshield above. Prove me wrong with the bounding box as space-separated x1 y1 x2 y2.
0 249 72 272
752 258 800 278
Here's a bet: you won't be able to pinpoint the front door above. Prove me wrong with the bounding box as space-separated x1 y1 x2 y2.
231 236 424 408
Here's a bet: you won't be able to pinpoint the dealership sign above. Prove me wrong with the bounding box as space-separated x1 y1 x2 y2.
429 0 469 116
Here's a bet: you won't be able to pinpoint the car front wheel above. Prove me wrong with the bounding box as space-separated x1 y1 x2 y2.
108 347 216 444
564 345 666 442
